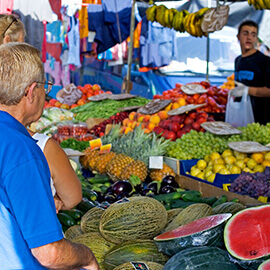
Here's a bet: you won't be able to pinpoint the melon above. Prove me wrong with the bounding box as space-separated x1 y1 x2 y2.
64 224 83 240
224 204 270 260
258 259 270 270
166 208 183 226
212 202 246 215
72 232 115 268
154 213 232 256
80 206 105 233
103 240 169 270
99 196 167 244
163 246 238 270
113 261 164 270
164 203 213 232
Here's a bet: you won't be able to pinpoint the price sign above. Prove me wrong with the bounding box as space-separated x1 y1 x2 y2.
149 156 163 169
201 5 229 33
131 262 150 270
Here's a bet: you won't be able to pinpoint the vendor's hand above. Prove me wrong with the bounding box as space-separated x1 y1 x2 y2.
54 195 64 213
230 81 247 97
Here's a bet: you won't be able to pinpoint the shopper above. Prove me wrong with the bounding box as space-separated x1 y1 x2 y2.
0 42 100 269
231 20 270 125
0 14 82 212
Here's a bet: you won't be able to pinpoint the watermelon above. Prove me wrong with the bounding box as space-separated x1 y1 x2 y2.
163 246 238 270
258 259 270 270
224 204 270 261
154 213 232 256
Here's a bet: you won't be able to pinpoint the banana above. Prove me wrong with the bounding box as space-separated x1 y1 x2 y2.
247 0 253 5
163 8 171 27
257 0 267 9
168 9 175 28
155 5 167 26
189 13 198 37
172 11 181 31
196 7 209 18
146 5 157 22
263 0 270 9
183 13 191 33
195 17 204 38
178 11 185 32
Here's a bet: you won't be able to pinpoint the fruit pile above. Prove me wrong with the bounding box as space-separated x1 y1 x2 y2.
153 110 214 141
153 82 228 113
187 150 270 183
88 111 129 137
44 83 110 110
220 73 235 90
247 0 270 10
146 4 210 37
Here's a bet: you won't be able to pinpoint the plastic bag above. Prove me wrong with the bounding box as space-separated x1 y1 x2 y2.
225 87 254 127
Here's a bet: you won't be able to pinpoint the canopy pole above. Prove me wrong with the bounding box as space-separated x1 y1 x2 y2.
206 34 210 81
121 0 136 93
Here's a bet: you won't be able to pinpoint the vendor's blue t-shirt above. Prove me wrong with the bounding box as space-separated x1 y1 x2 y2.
0 111 63 269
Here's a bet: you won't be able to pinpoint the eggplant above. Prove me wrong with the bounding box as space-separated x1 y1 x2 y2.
160 185 176 194
146 182 160 195
140 188 155 197
115 192 130 201
112 180 133 195
161 175 179 189
103 194 116 204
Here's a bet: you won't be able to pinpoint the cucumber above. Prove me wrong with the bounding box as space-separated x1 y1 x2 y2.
89 175 110 184
170 200 197 209
153 190 202 203
182 194 218 206
212 195 228 208
60 209 83 220
230 198 240 203
82 188 98 201
57 212 76 227
76 198 97 213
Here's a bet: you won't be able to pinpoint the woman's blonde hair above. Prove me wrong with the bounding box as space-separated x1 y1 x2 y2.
0 15 26 44
0 42 44 105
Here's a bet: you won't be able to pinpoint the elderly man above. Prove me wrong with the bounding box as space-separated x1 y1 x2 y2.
0 42 100 269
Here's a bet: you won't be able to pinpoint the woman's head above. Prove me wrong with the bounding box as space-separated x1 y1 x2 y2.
0 15 25 45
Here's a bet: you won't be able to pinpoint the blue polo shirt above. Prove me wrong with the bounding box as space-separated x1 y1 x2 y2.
0 111 63 269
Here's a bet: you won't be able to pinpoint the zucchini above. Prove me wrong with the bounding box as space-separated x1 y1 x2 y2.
230 198 240 203
182 194 218 206
76 198 97 213
170 200 197 209
82 188 98 201
88 175 110 184
57 212 76 227
60 209 83 220
212 195 228 208
153 190 201 203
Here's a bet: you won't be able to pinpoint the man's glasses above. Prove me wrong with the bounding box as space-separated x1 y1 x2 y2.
36 80 54 94
2 17 18 38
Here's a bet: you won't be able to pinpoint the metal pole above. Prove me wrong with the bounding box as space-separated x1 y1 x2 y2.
206 34 210 81
121 0 136 93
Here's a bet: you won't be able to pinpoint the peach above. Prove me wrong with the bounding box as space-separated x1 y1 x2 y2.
171 102 180 110
124 127 132 134
137 114 145 122
147 122 156 131
143 128 151 134
143 114 151 122
149 114 160 124
129 111 137 121
122 118 130 126
157 110 168 120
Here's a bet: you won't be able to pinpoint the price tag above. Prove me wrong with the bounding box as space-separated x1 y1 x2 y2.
258 196 268 203
149 156 163 169
223 183 231 191
89 138 102 150
131 262 149 270
201 5 229 33
100 144 112 154
116 197 130 204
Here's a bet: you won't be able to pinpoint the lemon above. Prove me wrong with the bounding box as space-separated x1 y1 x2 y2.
224 155 236 165
253 164 264 173
197 160 207 170
262 160 270 168
206 173 216 183
196 172 205 179
204 155 211 163
205 166 213 173
251 153 264 164
190 166 201 177
208 160 214 166
213 164 225 173
230 165 241 174
219 168 230 175
226 164 234 171
234 151 247 160
242 167 253 173
247 158 257 169
222 149 233 158
244 157 250 163
235 159 246 169
204 170 213 179
210 152 221 160
213 158 225 165
264 152 270 161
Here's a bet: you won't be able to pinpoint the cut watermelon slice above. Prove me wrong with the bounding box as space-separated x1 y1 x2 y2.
258 259 270 270
224 204 270 261
154 213 232 256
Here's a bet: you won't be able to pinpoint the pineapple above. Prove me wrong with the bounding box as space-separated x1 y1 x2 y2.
106 154 134 182
121 160 148 182
79 148 99 169
94 152 116 174
149 163 176 182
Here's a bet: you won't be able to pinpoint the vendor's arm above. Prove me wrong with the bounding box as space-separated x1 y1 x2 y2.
248 86 270 97
31 238 100 270
44 138 82 210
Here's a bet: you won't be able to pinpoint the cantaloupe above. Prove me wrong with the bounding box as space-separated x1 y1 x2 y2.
64 224 83 240
212 202 245 215
99 196 167 244
81 206 105 233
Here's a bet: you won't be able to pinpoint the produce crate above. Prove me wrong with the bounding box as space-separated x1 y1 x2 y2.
180 159 239 189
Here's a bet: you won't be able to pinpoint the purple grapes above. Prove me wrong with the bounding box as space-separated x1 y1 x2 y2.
229 167 270 198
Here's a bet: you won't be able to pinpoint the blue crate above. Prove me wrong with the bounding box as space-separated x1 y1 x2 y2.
180 159 239 188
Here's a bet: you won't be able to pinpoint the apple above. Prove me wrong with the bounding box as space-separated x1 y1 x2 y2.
184 116 194 125
165 131 177 141
169 122 181 133
153 126 164 135
188 111 197 119
197 117 207 124
192 121 201 131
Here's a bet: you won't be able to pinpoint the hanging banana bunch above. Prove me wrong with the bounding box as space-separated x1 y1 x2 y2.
247 0 270 10
145 4 210 38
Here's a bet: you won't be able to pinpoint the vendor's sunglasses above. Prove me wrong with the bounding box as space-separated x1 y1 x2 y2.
2 17 18 38
36 80 54 94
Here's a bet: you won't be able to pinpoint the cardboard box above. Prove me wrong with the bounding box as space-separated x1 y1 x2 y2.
175 174 262 206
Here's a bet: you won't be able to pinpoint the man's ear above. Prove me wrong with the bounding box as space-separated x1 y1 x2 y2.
25 82 37 103
3 35 11 44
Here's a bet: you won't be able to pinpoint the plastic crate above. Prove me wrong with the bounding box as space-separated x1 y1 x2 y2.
180 159 239 189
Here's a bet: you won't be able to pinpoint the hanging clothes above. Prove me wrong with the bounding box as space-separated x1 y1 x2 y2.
79 0 93 39
67 16 81 67
49 0 62 20
0 0 13 14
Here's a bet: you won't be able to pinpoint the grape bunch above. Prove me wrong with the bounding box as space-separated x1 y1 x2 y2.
229 122 270 145
229 167 270 198
166 130 229 160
